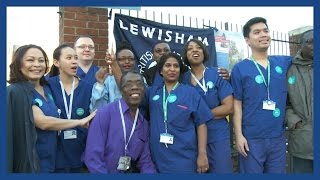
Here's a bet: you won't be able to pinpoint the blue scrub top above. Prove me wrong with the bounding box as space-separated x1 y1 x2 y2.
33 85 59 172
183 67 233 143
48 76 92 168
77 64 99 86
145 83 212 173
152 71 164 87
231 56 292 139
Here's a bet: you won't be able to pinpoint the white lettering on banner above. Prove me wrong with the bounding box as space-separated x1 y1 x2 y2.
138 51 154 74
119 19 128 30
165 31 172 42
130 23 139 35
141 26 156 38
118 19 209 46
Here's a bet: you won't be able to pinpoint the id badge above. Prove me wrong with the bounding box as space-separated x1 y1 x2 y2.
117 156 131 171
63 130 77 139
262 100 276 110
160 133 174 144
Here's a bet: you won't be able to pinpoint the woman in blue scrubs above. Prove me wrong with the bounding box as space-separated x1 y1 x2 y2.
182 39 234 173
47 44 93 173
145 52 213 173
7 44 95 173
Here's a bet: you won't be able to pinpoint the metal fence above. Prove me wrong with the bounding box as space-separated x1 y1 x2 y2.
112 8 294 57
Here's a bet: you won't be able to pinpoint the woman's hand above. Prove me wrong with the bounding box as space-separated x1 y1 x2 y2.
79 110 97 128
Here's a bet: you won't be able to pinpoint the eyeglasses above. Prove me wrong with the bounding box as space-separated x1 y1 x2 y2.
117 57 135 62
76 45 95 50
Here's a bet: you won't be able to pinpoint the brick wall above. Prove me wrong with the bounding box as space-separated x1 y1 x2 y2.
59 7 109 67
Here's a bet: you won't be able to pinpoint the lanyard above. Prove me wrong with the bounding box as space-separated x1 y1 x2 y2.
251 57 271 101
191 67 207 94
119 100 139 156
162 82 179 133
59 77 75 119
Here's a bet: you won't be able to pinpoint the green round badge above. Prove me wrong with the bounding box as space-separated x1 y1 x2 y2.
255 75 264 84
275 66 283 74
206 81 214 89
152 95 160 101
76 108 85 116
167 94 177 103
288 76 296 85
273 108 281 118
35 98 43 107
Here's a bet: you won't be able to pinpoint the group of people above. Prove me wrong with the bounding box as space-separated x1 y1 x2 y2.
7 16 313 174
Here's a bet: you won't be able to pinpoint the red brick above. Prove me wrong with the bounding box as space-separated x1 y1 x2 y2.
64 12 75 19
99 15 108 22
94 51 105 59
64 27 75 35
64 35 77 43
99 30 108 36
88 22 107 29
64 19 87 28
64 7 88 13
75 14 98 21
88 8 107 15
93 37 108 44
76 28 99 36
98 44 107 51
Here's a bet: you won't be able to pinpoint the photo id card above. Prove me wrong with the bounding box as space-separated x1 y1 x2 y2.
117 156 131 171
262 100 276 110
160 133 174 144
63 130 77 139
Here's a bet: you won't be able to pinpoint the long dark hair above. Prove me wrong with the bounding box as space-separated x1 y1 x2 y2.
8 44 49 85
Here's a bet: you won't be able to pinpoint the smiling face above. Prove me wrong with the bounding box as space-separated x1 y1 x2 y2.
20 48 47 83
245 22 271 52
120 72 145 108
186 41 204 66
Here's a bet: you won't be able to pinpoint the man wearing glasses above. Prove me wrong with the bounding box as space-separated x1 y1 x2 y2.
74 35 100 86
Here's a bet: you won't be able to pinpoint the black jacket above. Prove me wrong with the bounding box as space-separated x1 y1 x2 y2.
7 82 40 173
143 65 159 86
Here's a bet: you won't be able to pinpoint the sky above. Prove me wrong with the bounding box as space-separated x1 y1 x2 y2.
6 6 313 79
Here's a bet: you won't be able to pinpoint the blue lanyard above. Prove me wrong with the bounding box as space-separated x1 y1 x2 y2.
251 57 271 101
162 82 179 133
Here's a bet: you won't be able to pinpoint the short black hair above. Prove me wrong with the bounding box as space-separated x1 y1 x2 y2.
151 40 170 52
116 41 134 58
182 38 209 67
119 70 144 90
243 17 268 38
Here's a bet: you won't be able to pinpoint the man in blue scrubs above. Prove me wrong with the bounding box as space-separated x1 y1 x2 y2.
231 17 292 173
74 35 99 86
